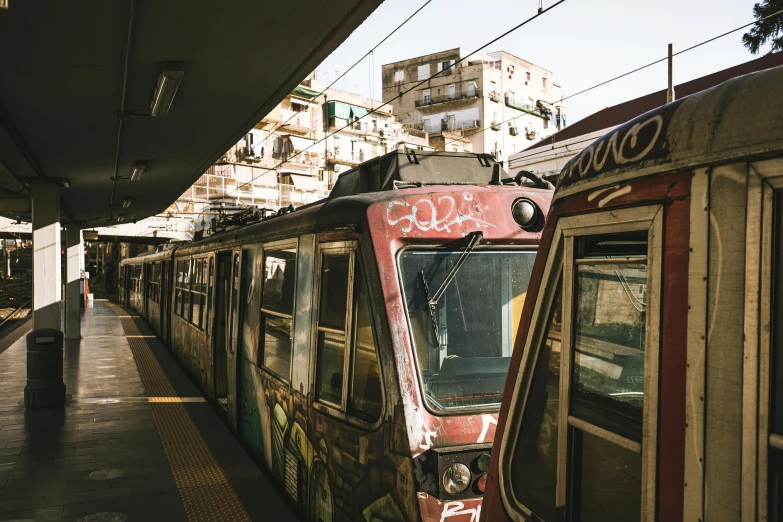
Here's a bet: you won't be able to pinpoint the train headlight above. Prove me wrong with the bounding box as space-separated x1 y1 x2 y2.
511 198 538 229
442 463 471 495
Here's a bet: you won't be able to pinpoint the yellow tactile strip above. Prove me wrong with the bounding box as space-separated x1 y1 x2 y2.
107 303 250 522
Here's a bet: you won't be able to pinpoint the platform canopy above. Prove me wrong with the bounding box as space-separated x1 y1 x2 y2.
0 0 382 226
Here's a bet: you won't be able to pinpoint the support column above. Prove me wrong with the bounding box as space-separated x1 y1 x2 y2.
65 226 83 339
31 184 61 331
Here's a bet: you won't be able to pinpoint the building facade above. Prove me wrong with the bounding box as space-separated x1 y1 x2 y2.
177 71 431 231
382 48 566 163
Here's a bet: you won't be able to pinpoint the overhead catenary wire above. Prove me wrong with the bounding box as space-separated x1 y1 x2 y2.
244 0 434 160
204 0 568 214
444 7 783 152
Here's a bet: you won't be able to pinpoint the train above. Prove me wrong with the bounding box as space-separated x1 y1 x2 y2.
120 150 553 522
480 65 783 521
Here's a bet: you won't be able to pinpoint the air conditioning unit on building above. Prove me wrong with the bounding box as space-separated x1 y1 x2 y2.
510 126 519 136
525 129 537 140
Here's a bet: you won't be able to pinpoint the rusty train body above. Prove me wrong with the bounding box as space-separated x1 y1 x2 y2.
480 65 783 522
120 151 553 522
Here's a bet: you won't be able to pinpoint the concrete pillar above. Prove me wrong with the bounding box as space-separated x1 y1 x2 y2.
65 226 83 340
31 184 61 331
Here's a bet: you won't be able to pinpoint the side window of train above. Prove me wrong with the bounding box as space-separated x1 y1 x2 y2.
314 243 382 422
508 207 661 522
259 242 297 381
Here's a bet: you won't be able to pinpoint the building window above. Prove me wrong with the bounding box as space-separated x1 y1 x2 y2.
467 81 477 97
394 69 404 82
526 71 531 81
423 89 431 105
440 60 453 72
417 64 430 81
543 77 548 89
448 84 456 99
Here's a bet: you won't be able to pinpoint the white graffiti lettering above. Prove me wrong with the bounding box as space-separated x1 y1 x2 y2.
387 194 494 233
477 414 498 444
440 501 481 522
565 114 664 183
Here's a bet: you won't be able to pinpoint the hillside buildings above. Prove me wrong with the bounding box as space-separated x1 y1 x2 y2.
382 48 567 163
176 71 432 231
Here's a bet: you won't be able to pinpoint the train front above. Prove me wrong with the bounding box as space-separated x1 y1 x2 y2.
365 183 551 521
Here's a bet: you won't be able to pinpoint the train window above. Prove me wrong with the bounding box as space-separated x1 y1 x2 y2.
259 246 297 380
316 252 351 406
315 243 383 421
175 259 191 319
349 268 382 421
510 279 562 521
190 258 208 329
566 234 647 522
399 248 536 412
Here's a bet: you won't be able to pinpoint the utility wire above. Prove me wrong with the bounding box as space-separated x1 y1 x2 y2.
444 7 783 151
246 0 434 158
207 0 568 212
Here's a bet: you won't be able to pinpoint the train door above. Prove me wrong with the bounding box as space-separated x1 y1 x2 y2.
214 249 242 427
214 252 232 410
161 260 170 343
227 248 243 429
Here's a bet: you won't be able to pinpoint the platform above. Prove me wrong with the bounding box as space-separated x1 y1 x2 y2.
0 301 297 522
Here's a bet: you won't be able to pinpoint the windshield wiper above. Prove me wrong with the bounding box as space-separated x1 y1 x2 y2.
418 231 483 349
430 231 483 305
420 270 442 348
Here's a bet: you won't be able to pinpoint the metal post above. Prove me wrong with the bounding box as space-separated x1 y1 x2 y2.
667 43 675 103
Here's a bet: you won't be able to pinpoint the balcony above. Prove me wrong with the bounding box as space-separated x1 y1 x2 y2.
441 119 480 133
490 121 502 132
489 91 501 103
402 125 427 139
504 93 549 120
415 90 480 108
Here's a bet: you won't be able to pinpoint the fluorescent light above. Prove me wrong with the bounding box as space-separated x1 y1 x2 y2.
122 198 133 208
117 215 125 223
130 162 146 181
150 63 184 117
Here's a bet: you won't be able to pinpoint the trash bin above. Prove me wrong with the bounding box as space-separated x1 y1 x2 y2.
24 329 66 408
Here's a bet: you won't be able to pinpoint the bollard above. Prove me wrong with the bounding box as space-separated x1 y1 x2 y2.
24 328 66 408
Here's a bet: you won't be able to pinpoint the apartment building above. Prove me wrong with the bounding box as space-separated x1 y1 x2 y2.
179 72 431 228
382 48 566 163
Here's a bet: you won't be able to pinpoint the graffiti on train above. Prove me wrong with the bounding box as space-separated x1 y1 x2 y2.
558 97 685 189
386 193 494 234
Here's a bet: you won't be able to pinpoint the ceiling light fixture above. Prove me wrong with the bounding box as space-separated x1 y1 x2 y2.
150 63 184 117
117 215 126 223
129 161 146 181
122 198 133 208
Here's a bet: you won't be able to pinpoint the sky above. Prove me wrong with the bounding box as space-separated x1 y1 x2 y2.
317 0 773 125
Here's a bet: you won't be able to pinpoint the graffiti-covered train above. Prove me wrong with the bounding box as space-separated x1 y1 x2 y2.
480 66 783 522
120 151 553 522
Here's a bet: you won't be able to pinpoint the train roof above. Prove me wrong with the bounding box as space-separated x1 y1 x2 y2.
553 64 783 200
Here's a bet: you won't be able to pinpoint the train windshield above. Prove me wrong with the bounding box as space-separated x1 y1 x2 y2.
399 248 536 412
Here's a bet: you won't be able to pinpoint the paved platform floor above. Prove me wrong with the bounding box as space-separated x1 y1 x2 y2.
0 301 297 522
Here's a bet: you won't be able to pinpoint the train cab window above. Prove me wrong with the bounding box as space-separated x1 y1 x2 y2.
399 248 536 412
315 244 382 421
510 280 562 521
316 253 351 406
349 268 382 421
506 215 660 522
259 246 297 381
